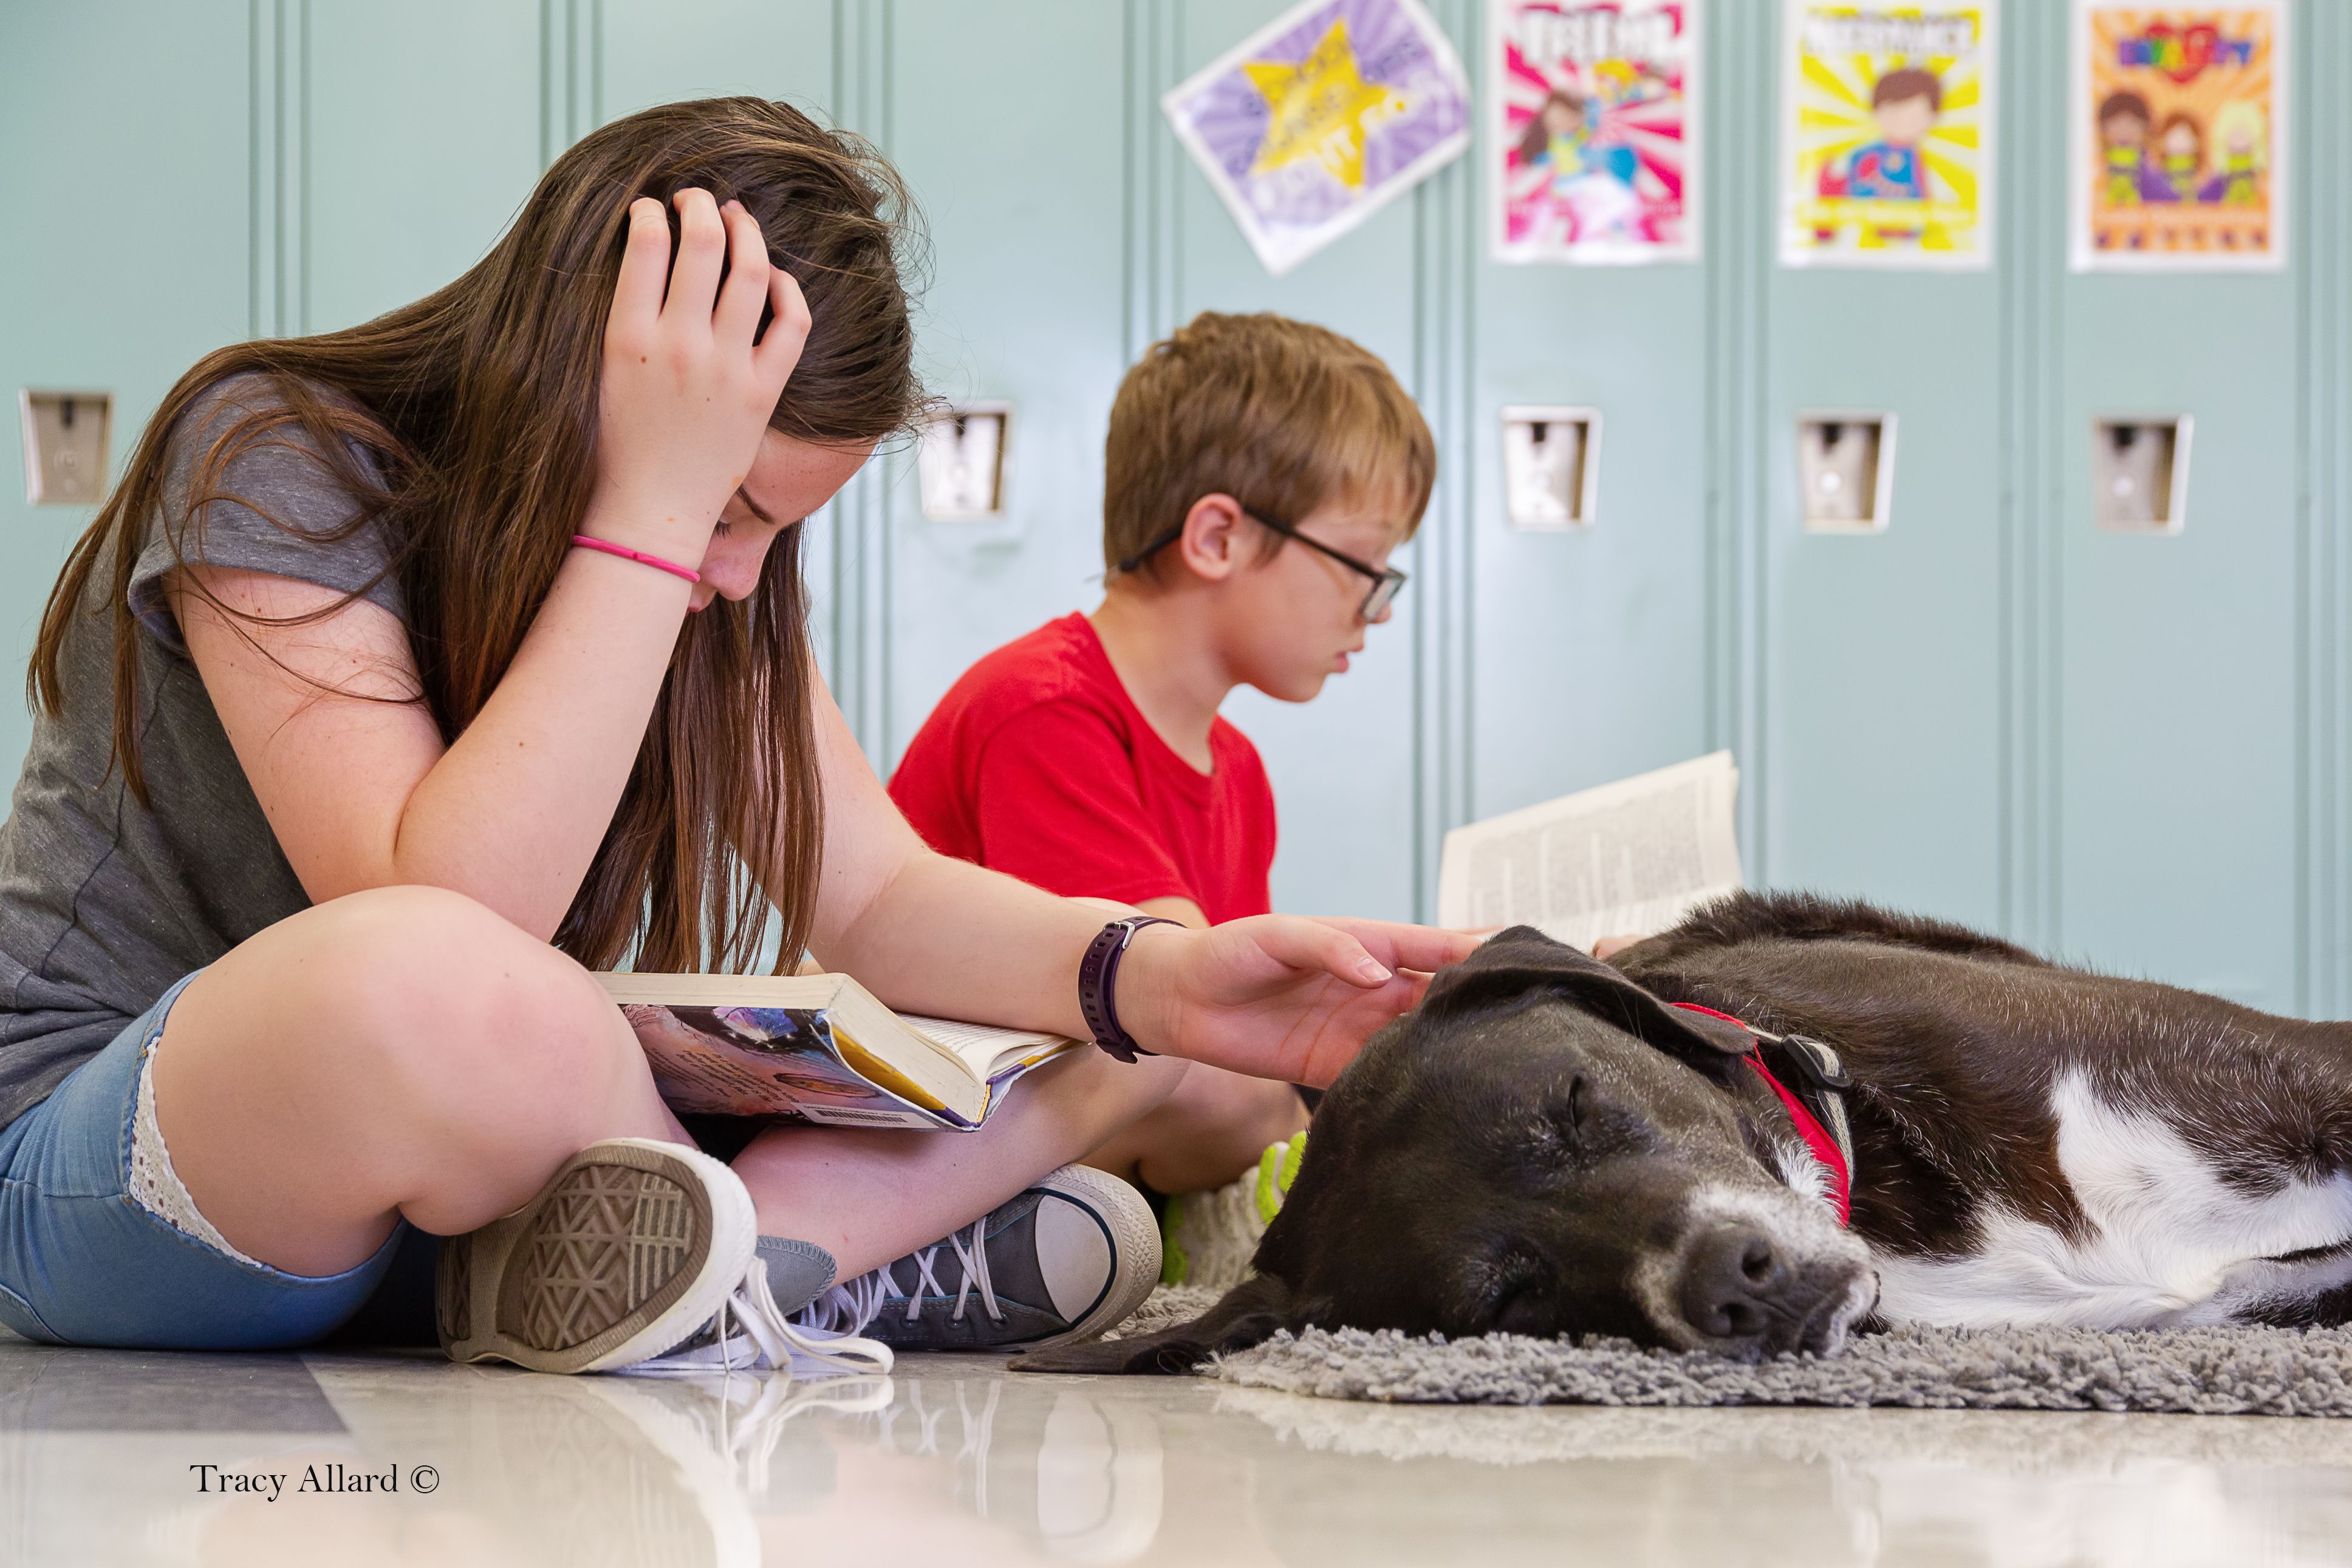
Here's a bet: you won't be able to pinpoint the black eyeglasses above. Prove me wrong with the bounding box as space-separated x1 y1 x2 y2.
1114 510 1409 621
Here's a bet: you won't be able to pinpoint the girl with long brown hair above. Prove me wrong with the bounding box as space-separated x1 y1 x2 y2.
0 97 1467 1372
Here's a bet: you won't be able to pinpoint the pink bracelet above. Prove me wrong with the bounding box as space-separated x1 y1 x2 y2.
570 534 700 584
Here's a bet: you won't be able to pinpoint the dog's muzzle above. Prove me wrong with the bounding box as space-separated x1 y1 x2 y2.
1641 1186 1879 1358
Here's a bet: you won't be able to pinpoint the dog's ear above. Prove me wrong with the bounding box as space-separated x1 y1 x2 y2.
1010 1273 1293 1376
1420 925 1754 1082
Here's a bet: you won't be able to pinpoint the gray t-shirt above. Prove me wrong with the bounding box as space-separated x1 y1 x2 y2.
0 373 405 1130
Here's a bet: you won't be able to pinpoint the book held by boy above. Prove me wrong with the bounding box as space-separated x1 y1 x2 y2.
1437 751 1745 953
595 971 1079 1131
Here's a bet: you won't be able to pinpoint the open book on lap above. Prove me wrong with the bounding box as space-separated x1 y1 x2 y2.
1437 751 1743 953
596 972 1079 1131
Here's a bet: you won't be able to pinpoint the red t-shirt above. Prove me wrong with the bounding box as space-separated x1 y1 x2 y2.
888 614 1276 923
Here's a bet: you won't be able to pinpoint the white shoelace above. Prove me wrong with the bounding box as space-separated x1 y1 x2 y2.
702 1372 896 1495
626 1250 895 1379
793 1213 1006 1338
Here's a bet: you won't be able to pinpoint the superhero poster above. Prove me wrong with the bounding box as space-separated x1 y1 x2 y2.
2070 4 2285 271
1163 0 1471 276
1491 1 1699 264
1779 1 1997 269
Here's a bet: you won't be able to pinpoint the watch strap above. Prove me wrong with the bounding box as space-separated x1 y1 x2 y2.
1079 916 1177 1063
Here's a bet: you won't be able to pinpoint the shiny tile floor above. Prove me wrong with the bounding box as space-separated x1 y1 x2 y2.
8 1333 2352 1566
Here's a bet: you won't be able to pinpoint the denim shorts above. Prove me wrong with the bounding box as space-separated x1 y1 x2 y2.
0 972 413 1349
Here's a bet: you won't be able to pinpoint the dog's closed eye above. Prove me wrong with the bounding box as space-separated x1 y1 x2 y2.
1480 1254 1556 1334
1536 1077 1590 1150
1503 1079 1598 1186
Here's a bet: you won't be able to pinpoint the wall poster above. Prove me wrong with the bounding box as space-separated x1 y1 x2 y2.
2070 4 2285 271
1491 1 1699 264
1779 1 1997 270
1163 0 1472 277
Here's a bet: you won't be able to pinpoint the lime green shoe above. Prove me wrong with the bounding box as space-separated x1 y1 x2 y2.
1158 1131 1307 1293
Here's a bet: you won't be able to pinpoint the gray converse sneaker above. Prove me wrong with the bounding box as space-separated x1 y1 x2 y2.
791 1166 1160 1356
437 1137 889 1377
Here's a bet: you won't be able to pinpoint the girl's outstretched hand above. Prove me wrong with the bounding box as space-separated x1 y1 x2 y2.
1117 917 1479 1089
586 189 812 565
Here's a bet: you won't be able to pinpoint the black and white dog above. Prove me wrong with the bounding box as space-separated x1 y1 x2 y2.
1021 893 2352 1374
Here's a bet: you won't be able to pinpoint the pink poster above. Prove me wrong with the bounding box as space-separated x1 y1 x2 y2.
1492 1 1700 264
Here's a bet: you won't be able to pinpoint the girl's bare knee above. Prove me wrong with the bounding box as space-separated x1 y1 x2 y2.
272 888 646 1136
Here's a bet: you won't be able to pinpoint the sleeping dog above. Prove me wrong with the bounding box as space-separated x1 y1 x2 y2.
1020 893 2352 1374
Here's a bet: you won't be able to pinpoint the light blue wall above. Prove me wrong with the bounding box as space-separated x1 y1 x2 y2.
0 0 248 768
1 2 2345 1015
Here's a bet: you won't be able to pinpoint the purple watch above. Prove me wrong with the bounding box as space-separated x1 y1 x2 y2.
1078 916 1177 1063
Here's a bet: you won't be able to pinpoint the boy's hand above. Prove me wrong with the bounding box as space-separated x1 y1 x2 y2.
1115 916 1477 1088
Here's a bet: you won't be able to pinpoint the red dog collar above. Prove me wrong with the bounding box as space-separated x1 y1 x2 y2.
1670 1002 1853 1226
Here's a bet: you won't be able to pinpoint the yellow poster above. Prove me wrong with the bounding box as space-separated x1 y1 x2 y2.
1780 1 1996 270
2071 4 2285 270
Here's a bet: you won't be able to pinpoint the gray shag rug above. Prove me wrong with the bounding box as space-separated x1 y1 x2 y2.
1108 1287 2352 1417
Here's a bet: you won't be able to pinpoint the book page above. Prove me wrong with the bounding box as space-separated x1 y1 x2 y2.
1437 752 1743 953
900 1015 1079 1082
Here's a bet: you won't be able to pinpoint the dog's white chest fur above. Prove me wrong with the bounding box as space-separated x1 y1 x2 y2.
1873 1070 2352 1328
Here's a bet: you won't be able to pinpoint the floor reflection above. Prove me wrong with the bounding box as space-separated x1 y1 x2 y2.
7 1335 2352 1566
1215 1386 2352 1568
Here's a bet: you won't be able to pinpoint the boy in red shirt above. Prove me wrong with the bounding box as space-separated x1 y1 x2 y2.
890 312 1434 1205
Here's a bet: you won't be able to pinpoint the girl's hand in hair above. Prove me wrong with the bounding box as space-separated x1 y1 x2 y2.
1114 917 1479 1089
584 188 812 566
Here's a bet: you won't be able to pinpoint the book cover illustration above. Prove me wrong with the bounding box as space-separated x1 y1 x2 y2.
2071 4 2284 270
1780 0 1997 269
621 1002 1054 1131
1492 0 1698 265
1164 0 1471 276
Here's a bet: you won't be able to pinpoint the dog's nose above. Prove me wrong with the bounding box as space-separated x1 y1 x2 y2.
1675 1222 1793 1347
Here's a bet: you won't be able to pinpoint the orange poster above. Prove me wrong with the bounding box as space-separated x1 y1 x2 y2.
2071 4 2286 270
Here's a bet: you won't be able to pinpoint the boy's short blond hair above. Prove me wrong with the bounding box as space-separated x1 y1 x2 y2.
1103 312 1435 579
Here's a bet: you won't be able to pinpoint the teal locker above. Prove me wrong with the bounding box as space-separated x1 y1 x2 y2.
589 0 848 702
1469 26 1714 834
0 2 251 776
1160 0 1434 923
2056 284 2304 1006
0 1 2343 1012
300 3 543 335
878 1 1132 785
2033 0 2304 1017
598 0 838 123
1756 47 2008 930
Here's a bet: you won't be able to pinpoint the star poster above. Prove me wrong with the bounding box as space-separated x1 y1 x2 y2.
1779 0 1998 270
2070 4 2286 271
1163 0 1472 276
1492 0 1700 265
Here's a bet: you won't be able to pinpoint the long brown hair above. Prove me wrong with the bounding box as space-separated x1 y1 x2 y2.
1517 90 1585 166
29 96 923 973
